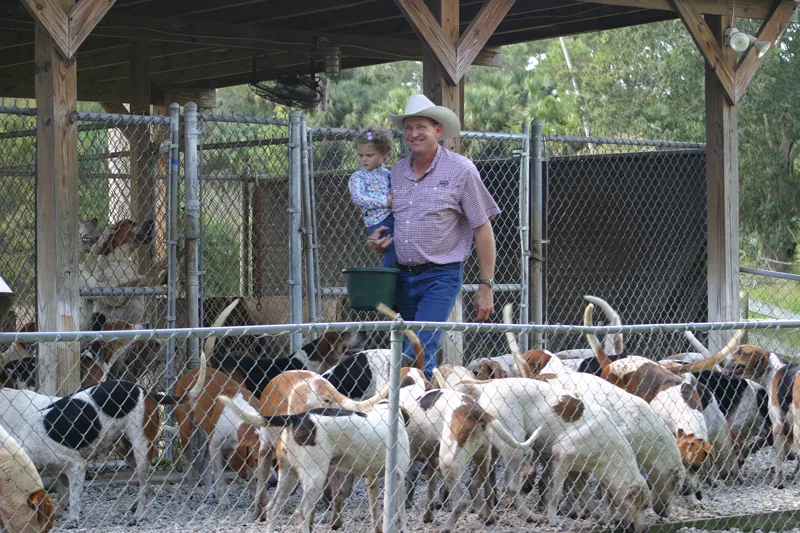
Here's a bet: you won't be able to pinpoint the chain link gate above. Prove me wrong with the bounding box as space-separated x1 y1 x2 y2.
305 125 530 363
539 132 709 358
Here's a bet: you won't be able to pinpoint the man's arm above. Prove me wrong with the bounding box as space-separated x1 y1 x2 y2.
473 220 496 321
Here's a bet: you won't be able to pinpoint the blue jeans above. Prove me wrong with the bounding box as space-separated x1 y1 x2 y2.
367 214 397 268
394 262 463 378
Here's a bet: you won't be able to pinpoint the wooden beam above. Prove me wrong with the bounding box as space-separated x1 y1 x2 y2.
455 0 515 80
577 0 775 19
705 13 739 353
22 0 116 58
734 0 797 103
34 0 80 396
421 0 465 365
672 0 736 104
67 0 116 55
130 37 155 277
395 0 458 84
22 0 70 58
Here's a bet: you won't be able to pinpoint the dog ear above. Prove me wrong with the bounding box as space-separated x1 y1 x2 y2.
28 489 55 528
701 441 717 462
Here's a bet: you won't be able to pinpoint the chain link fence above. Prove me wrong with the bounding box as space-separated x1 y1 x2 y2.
541 134 709 358
0 319 798 533
7 102 800 533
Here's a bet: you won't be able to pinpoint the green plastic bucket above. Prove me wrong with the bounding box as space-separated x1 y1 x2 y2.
342 267 400 310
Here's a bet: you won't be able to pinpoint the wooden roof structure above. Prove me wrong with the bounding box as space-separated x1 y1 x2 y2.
0 0 791 104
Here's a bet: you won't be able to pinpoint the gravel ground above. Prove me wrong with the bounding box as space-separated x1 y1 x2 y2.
46 447 800 533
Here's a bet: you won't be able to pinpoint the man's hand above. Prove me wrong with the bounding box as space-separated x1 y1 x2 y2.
367 226 392 253
474 284 494 322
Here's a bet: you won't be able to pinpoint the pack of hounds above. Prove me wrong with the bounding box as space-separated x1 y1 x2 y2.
0 223 795 533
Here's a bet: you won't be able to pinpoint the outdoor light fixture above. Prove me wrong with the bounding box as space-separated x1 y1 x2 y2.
725 0 771 58
724 27 771 57
316 37 341 81
725 27 751 52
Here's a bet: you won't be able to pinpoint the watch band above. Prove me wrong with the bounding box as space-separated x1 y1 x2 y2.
479 278 494 287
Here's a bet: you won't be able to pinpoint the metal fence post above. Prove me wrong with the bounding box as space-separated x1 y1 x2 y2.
197 112 206 331
164 102 181 460
519 121 532 353
531 120 545 349
288 111 303 351
300 114 318 323
382 324 404 533
184 102 200 367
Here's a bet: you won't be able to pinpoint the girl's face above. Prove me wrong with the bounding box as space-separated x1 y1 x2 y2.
357 143 388 171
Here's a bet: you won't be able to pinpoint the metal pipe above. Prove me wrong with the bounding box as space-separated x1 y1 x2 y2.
382 325 404 533
544 134 706 149
740 266 800 281
519 121 531 353
300 115 318 323
3 318 788 344
184 102 200 368
240 167 251 297
79 287 168 297
319 284 524 297
288 111 304 352
197 113 289 126
164 102 180 462
75 111 172 126
309 135 323 322
531 120 545 349
197 114 206 332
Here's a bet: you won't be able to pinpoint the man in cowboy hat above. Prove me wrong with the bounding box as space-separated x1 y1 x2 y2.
368 94 500 378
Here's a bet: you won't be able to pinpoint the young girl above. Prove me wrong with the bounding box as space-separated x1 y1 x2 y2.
348 126 396 268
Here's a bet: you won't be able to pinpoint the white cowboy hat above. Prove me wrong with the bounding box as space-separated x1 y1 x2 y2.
389 94 461 140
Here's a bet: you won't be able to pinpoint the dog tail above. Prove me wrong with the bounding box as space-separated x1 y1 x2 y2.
488 419 542 451
663 330 744 374
584 303 612 371
218 395 297 428
376 303 425 370
684 331 711 357
189 298 240 401
584 295 623 355
148 299 241 405
431 367 449 389
345 384 392 412
502 303 530 378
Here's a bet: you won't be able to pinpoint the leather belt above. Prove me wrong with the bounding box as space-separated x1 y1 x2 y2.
397 262 436 275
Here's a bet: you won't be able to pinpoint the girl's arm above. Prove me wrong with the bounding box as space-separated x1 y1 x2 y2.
348 172 390 210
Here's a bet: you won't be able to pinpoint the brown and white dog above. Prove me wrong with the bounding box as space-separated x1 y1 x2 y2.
447 375 650 532
0 424 56 533
722 342 800 487
173 367 260 507
467 354 521 380
503 304 684 517
79 219 166 331
0 319 154 392
249 369 391 522
223 398 411 533
583 303 743 502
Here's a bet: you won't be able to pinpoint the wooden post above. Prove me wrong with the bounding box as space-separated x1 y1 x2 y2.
423 0 464 365
130 37 155 278
34 0 80 396
705 14 739 352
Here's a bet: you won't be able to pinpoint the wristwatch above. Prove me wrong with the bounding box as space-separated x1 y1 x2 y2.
478 278 495 288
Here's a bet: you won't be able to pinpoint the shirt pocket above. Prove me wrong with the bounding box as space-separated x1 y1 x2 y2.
418 180 461 215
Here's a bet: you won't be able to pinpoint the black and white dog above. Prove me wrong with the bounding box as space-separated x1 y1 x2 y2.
0 299 237 526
